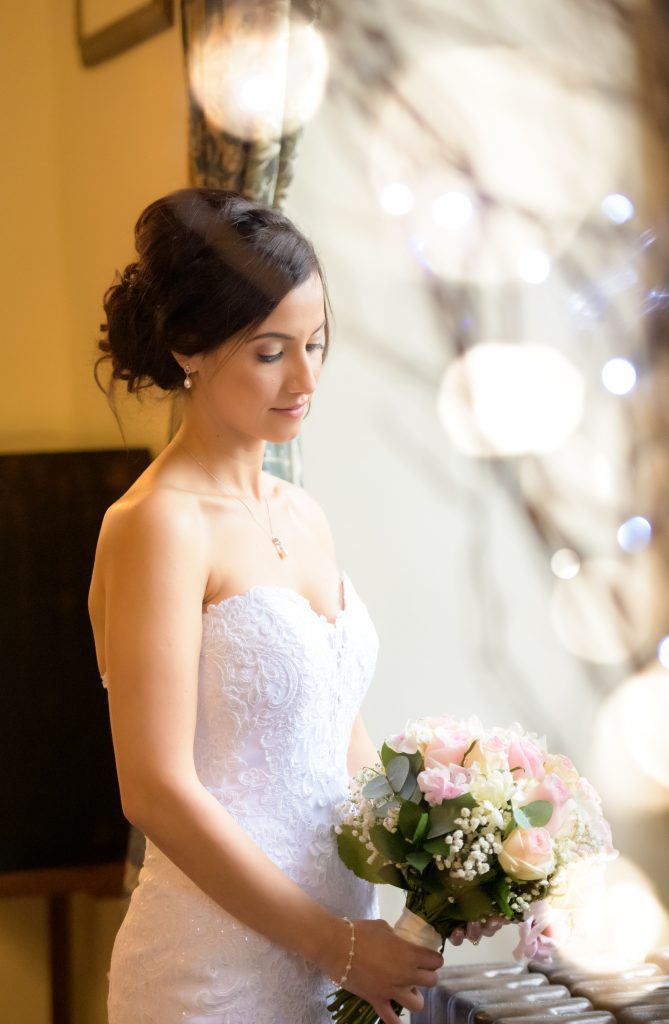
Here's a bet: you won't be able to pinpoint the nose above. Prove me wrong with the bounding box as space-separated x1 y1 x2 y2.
287 348 319 396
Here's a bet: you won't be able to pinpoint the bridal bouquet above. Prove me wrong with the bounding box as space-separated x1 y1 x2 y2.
328 715 616 1024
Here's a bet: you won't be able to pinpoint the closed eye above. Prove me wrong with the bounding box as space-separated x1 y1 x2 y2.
257 342 324 364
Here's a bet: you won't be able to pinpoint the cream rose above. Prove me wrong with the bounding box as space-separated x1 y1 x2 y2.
498 826 555 881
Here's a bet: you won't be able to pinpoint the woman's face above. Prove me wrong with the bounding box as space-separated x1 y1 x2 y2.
187 271 326 444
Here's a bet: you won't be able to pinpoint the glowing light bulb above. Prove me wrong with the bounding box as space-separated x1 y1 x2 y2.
551 548 581 580
188 9 328 142
431 191 473 230
601 357 637 395
617 516 652 554
517 248 550 283
601 193 635 224
658 635 669 669
379 183 415 216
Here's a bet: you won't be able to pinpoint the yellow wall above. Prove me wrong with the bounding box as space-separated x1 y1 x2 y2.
0 1 188 1020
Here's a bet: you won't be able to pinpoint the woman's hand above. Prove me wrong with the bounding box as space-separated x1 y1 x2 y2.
326 917 443 1024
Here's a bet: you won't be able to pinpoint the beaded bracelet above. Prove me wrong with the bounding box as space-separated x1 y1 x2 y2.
333 916 356 987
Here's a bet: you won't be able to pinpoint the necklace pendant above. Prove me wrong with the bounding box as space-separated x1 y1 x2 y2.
272 536 288 560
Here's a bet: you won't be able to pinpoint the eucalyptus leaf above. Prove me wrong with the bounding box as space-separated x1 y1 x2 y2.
398 770 419 801
513 804 531 829
375 799 401 819
518 800 553 828
408 783 423 804
362 774 394 800
370 823 408 864
387 755 411 793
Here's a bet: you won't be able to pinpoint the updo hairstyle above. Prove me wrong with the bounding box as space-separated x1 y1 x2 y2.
97 188 329 393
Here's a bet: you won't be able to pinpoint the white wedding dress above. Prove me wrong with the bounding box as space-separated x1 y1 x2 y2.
104 571 379 1024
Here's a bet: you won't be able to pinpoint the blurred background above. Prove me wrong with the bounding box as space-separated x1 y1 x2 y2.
2 1 669 1021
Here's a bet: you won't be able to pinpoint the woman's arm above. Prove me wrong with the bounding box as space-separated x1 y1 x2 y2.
348 713 379 777
94 492 442 1024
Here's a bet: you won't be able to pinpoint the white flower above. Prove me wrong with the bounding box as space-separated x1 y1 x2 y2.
470 769 515 808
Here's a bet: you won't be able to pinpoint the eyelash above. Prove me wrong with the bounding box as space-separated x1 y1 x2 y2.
257 342 324 364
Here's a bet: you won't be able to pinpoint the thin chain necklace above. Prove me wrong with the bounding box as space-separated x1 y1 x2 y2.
182 446 288 560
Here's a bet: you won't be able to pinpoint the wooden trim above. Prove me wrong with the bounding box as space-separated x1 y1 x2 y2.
0 861 125 899
76 0 174 68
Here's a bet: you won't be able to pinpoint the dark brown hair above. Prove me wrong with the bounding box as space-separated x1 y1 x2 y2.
96 188 330 394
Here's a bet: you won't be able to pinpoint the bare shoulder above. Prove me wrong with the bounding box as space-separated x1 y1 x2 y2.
90 485 209 615
98 486 205 561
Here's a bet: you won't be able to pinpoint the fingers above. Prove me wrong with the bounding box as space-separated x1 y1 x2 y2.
394 985 424 1013
415 967 440 988
376 1002 403 1024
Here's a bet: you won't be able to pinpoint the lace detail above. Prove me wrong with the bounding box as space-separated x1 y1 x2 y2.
107 572 380 1024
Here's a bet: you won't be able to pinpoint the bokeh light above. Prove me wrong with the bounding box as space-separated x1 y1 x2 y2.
601 357 637 395
551 548 581 580
617 515 652 553
550 557 653 664
431 191 474 230
369 45 624 284
561 857 668 970
658 635 669 669
438 342 584 458
188 9 328 141
379 183 415 216
601 193 635 225
517 248 551 283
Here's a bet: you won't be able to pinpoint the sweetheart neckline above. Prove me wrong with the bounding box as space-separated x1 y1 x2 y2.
202 570 350 628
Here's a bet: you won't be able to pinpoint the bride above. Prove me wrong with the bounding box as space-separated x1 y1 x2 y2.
88 188 443 1024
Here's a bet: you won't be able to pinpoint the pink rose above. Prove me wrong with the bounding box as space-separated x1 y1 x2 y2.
387 732 419 755
498 826 555 881
507 734 546 780
463 733 510 773
424 728 474 770
521 773 574 837
417 765 472 806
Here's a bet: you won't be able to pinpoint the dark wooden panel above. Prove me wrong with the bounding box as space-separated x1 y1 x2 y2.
0 449 151 873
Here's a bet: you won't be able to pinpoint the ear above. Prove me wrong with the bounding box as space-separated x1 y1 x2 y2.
170 350 205 374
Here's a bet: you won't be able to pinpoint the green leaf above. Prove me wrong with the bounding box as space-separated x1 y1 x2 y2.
406 849 433 873
413 812 430 844
513 804 532 829
336 827 387 884
375 798 401 819
423 835 450 856
380 742 397 767
377 863 409 889
493 876 515 919
398 800 422 840
407 750 425 775
427 793 476 839
362 774 393 800
503 817 517 840
387 756 410 793
408 782 423 804
370 823 408 864
398 770 419 801
518 800 553 828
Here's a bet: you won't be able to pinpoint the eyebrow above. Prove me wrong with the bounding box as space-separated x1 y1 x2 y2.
250 319 326 342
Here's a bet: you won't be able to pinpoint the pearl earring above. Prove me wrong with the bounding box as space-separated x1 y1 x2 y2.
183 364 192 390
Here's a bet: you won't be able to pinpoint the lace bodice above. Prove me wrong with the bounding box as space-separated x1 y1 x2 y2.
106 571 380 1024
